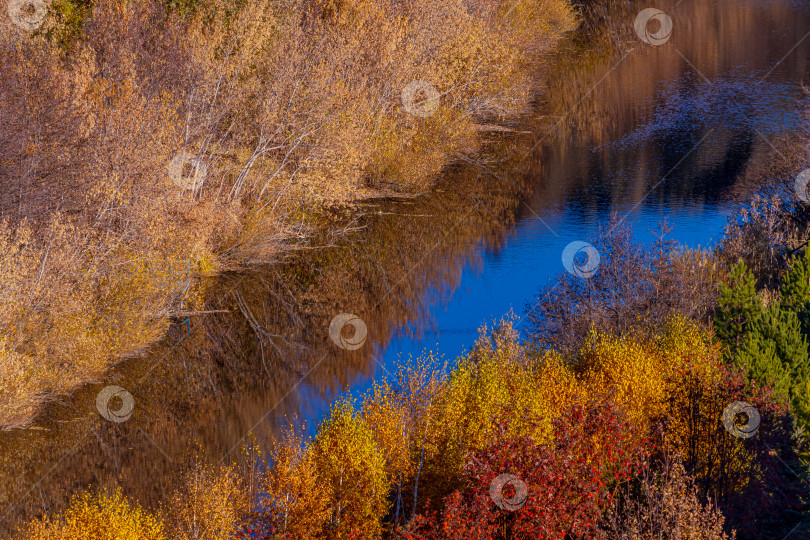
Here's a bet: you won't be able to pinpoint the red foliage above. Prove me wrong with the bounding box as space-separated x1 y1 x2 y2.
398 398 650 539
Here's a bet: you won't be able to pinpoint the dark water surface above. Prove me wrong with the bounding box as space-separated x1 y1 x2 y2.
2 0 809 532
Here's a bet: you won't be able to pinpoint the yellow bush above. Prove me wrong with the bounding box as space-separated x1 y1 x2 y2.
579 317 723 429
24 490 165 540
658 315 724 387
311 399 389 539
15 316 743 538
580 333 670 431
166 459 250 540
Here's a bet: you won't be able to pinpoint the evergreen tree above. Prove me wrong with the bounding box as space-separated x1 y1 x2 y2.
743 304 808 401
736 331 791 398
751 305 810 381
714 261 762 359
715 260 810 426
778 248 810 426
780 247 810 334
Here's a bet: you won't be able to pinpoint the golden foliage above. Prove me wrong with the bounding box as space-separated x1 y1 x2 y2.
13 315 747 538
165 458 250 540
0 0 576 429
360 382 412 483
580 332 670 431
24 490 166 540
580 316 724 442
262 428 331 539
311 399 390 539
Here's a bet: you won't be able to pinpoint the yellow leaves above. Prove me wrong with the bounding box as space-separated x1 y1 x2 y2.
579 318 724 437
166 459 250 540
0 211 209 428
580 333 669 430
427 323 579 478
264 428 331 539
658 315 724 386
361 382 411 481
25 490 166 540
575 317 733 466
312 399 390 539
0 338 45 429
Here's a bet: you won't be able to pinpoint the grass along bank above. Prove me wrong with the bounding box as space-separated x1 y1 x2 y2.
0 0 577 429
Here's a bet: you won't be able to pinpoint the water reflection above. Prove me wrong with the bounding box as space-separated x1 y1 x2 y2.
2 0 809 533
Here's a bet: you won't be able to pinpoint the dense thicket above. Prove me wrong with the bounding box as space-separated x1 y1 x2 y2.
0 0 575 429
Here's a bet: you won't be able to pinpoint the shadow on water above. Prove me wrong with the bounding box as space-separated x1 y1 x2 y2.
1 0 809 532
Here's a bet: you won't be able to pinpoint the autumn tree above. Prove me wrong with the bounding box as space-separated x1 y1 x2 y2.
311 399 390 539
25 490 166 540
398 400 648 540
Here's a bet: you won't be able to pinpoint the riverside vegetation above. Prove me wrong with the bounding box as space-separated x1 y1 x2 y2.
6 0 810 539
17 210 810 539
0 0 576 428
15 96 810 539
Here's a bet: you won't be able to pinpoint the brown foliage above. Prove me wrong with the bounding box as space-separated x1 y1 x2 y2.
602 455 733 540
526 220 720 356
0 0 576 428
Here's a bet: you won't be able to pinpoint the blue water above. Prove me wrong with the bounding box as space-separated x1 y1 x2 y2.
374 204 730 373
338 0 810 403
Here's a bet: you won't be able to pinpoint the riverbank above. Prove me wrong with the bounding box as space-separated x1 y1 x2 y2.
5 0 810 537
0 0 577 429
18 209 810 538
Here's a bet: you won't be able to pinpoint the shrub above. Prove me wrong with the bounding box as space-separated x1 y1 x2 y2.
714 261 763 359
526 221 718 355
24 490 166 540
602 455 734 539
398 399 649 540
414 321 580 508
780 247 810 337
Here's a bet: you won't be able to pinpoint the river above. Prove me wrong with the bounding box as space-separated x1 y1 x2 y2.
1 0 809 533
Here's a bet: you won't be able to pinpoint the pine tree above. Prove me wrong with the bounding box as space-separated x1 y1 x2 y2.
715 260 810 426
777 249 810 427
739 303 810 426
780 246 810 337
752 305 810 380
736 332 791 397
741 304 808 400
714 261 762 359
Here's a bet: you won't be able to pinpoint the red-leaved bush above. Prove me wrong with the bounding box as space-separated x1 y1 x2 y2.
397 398 650 539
